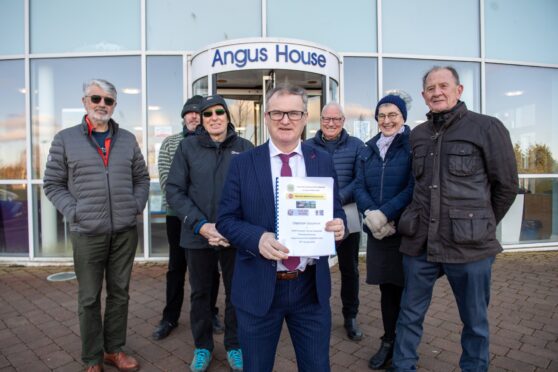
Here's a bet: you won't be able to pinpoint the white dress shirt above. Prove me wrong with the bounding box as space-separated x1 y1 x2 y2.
268 139 314 271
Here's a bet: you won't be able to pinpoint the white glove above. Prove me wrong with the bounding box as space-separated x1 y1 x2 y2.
372 221 396 240
364 209 387 233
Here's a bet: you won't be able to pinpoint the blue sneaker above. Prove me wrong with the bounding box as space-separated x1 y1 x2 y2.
190 348 212 372
226 349 243 372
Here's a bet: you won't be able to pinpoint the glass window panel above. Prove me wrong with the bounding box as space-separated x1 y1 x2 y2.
30 56 142 179
0 0 24 55
193 77 208 97
0 184 28 256
343 57 377 142
30 0 140 53
147 0 261 51
329 78 339 103
485 0 558 64
499 178 558 245
147 56 183 179
33 185 144 257
0 60 26 179
382 0 479 57
147 56 183 256
383 59 480 129
486 64 558 175
267 0 376 53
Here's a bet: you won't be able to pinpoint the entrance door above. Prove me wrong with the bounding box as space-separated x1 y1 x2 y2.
214 69 325 146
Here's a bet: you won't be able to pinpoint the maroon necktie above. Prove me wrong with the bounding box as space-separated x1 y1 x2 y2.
278 153 300 271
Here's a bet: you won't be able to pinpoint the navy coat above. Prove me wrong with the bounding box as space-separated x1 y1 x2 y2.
354 125 413 285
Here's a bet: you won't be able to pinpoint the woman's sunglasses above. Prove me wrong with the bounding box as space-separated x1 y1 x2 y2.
202 109 226 118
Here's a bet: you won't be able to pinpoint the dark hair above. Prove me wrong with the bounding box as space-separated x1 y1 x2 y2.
422 66 461 89
265 84 308 112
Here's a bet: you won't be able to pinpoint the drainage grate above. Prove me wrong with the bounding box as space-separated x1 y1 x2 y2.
47 272 76 282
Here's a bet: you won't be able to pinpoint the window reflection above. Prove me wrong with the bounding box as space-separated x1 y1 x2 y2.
33 185 144 257
499 178 558 245
383 59 480 129
30 56 142 179
0 60 26 179
485 0 558 65
30 0 140 53
268 0 376 53
147 56 183 255
0 0 24 55
147 0 260 51
383 0 479 57
343 57 377 142
486 64 558 174
0 184 28 256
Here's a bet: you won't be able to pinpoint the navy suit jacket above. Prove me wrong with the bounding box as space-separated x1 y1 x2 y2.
216 141 346 317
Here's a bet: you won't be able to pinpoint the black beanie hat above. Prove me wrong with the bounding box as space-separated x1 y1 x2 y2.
200 95 231 122
375 94 408 122
180 95 203 118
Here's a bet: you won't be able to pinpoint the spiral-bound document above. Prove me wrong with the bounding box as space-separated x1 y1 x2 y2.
275 176 335 256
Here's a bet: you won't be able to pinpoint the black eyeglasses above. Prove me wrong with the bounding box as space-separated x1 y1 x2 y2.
377 112 400 121
202 109 226 118
86 95 115 106
321 116 344 124
267 111 306 121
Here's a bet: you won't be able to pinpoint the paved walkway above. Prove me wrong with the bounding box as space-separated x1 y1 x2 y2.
1 251 557 371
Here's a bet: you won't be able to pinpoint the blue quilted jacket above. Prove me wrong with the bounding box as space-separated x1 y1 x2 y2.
305 129 365 205
354 125 414 232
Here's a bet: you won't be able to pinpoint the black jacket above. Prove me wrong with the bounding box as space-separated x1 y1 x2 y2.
166 124 254 249
398 102 518 263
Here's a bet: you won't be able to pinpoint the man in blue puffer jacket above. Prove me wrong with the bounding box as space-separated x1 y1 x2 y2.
305 102 365 341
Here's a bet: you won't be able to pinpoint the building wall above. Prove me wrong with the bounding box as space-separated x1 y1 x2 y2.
1 0 557 260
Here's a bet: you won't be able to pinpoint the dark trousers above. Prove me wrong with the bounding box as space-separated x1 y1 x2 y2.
379 283 403 340
162 216 220 324
71 228 138 366
336 231 361 319
187 247 239 351
392 252 494 372
236 266 331 372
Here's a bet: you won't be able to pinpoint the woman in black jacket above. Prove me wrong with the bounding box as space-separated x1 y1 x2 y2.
354 91 414 370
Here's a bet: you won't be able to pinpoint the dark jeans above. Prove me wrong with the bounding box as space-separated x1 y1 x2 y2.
161 216 220 324
71 228 138 366
187 247 239 351
379 283 403 340
392 252 494 372
336 232 361 319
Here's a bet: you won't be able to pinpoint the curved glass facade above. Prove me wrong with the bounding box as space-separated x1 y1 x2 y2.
1 0 557 260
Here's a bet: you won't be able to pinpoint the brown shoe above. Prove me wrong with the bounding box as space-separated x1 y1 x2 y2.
85 364 103 372
103 352 139 371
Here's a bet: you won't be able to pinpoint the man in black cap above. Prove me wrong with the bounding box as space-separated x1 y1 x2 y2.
167 95 253 371
152 95 224 340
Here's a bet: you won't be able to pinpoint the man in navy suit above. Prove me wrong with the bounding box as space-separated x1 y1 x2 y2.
217 85 347 372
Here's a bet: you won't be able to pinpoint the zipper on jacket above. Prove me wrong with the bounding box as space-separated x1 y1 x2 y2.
379 161 387 204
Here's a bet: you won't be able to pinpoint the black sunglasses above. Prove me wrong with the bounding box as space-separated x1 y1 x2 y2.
202 109 226 118
87 95 115 106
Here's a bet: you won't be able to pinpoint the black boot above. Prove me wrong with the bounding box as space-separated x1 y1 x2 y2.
368 337 394 369
343 318 363 341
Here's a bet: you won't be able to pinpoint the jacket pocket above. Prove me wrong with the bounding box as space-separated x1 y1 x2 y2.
447 143 480 176
398 205 420 237
449 208 491 244
412 147 427 179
